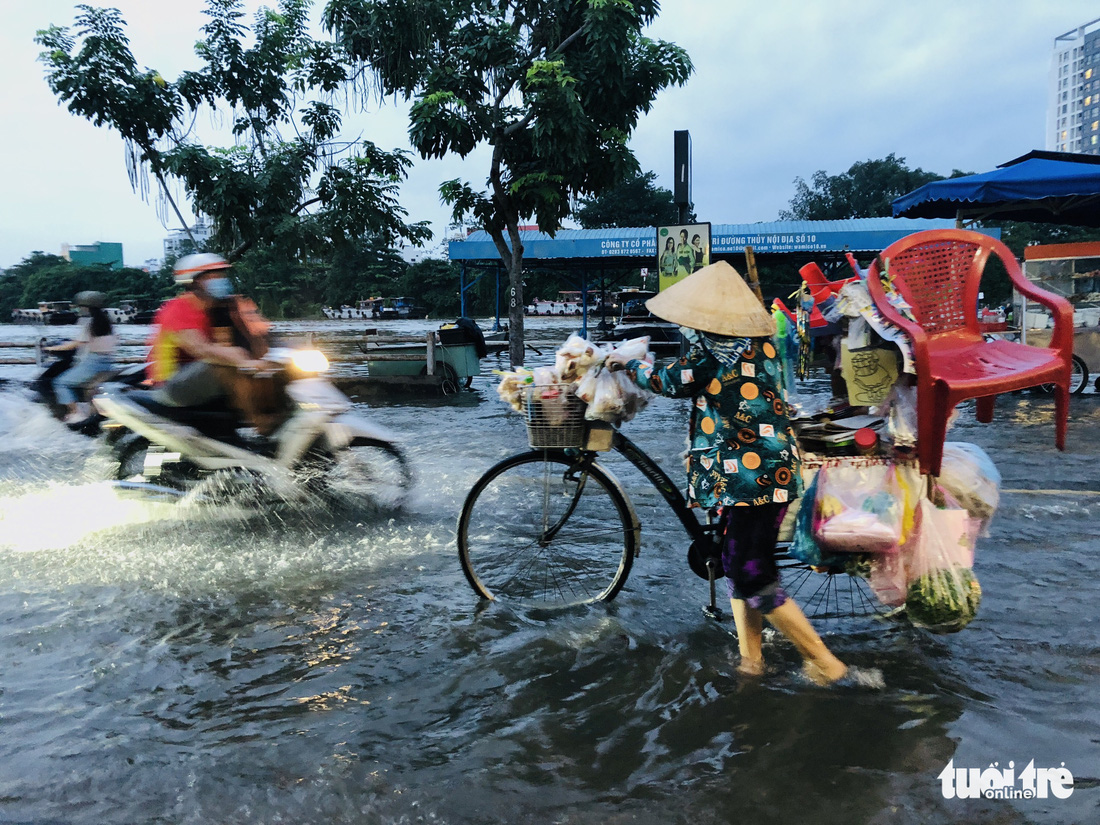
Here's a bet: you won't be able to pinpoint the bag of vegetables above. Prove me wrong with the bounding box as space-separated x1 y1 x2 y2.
902 498 982 633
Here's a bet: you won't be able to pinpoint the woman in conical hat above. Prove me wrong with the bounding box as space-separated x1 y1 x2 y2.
608 260 848 684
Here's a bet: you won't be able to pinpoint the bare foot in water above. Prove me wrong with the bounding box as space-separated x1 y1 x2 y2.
802 660 848 685
738 657 765 677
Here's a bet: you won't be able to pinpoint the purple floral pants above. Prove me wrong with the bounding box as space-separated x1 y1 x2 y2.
719 503 790 613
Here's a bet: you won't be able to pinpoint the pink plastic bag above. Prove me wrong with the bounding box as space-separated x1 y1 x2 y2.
812 462 903 554
899 496 982 632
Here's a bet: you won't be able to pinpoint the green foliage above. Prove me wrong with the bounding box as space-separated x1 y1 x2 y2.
37 0 431 263
399 258 464 318
993 220 1100 257
1 251 171 319
574 170 678 228
324 0 692 363
780 154 947 221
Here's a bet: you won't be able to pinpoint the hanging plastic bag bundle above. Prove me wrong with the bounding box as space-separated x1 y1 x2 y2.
812 462 904 554
937 442 1001 530
496 367 534 411
901 495 982 633
554 334 606 382
562 336 654 425
585 337 654 424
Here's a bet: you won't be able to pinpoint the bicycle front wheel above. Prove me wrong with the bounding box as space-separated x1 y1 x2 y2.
457 451 637 608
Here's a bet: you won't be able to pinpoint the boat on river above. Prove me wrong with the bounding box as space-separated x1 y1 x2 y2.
11 301 79 325
596 288 683 356
322 297 427 321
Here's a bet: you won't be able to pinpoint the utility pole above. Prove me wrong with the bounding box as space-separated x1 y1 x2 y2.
673 130 692 225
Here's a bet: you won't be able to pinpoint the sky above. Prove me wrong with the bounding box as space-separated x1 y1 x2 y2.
2 0 1099 271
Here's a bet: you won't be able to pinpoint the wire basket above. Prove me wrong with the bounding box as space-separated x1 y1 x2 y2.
523 384 587 448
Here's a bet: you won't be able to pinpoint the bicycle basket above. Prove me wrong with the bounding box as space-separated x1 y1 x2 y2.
523 384 587 448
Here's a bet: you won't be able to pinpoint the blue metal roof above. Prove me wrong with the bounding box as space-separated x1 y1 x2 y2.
448 217 986 261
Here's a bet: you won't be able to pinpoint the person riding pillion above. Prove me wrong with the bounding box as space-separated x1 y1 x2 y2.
48 290 118 424
606 260 849 685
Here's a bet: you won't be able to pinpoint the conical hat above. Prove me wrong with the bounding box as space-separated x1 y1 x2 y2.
645 261 776 337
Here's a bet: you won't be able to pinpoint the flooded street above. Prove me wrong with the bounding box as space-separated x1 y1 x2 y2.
0 317 1097 824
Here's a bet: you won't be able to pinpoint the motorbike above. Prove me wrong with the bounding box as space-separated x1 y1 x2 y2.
91 346 414 507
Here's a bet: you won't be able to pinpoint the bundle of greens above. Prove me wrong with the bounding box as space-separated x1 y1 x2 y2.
905 567 982 633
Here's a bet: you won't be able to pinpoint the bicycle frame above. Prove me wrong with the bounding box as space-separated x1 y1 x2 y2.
608 431 715 547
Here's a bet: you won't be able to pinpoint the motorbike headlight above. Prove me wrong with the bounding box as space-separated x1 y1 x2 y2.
291 349 329 373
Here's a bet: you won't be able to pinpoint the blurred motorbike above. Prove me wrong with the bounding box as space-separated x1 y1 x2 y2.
92 346 413 507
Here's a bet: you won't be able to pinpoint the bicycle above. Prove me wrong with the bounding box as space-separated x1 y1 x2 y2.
456 384 884 618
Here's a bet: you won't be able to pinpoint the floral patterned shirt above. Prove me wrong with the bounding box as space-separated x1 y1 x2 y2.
626 336 802 508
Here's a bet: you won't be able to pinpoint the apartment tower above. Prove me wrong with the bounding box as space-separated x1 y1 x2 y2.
1048 17 1100 155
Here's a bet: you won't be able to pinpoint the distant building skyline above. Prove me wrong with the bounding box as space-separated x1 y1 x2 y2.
163 217 212 260
61 241 123 270
1048 16 1100 155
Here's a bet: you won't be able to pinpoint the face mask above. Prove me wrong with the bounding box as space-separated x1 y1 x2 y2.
78 306 91 317
203 276 233 300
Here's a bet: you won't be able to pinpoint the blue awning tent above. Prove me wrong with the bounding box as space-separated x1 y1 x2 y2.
892 150 1100 227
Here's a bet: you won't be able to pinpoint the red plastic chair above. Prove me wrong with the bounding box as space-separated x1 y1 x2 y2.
865 229 1073 476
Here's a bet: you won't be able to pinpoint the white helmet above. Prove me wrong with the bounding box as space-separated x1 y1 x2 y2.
173 252 231 285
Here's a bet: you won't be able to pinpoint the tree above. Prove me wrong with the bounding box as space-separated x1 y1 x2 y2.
399 258 464 318
780 154 954 221
324 0 692 365
574 170 678 228
36 0 431 263
0 252 172 318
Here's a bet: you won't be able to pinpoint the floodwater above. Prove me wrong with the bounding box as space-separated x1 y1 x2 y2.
0 317 1097 824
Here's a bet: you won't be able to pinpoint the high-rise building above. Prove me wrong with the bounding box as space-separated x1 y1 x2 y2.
1048 17 1100 155
61 241 124 269
163 217 213 260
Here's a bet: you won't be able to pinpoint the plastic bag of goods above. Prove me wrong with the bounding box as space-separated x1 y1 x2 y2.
902 497 982 633
937 442 1001 528
788 471 844 571
583 338 654 425
527 381 576 427
812 462 904 554
874 383 917 448
554 334 606 382
496 367 534 411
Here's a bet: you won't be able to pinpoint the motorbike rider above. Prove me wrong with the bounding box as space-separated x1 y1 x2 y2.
46 290 118 423
146 253 268 411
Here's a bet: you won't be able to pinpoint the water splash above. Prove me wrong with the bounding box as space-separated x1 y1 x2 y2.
0 480 187 553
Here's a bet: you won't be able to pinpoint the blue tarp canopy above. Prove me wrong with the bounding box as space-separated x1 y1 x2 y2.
892 150 1100 227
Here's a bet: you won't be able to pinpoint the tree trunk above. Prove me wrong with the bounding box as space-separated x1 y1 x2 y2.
507 247 525 368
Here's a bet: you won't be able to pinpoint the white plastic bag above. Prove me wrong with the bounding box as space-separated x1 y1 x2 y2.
611 336 651 363
938 442 1001 525
586 368 627 421
496 367 534 411
554 334 606 382
875 383 918 448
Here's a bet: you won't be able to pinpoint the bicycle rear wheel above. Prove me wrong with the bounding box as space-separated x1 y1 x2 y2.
457 451 637 608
